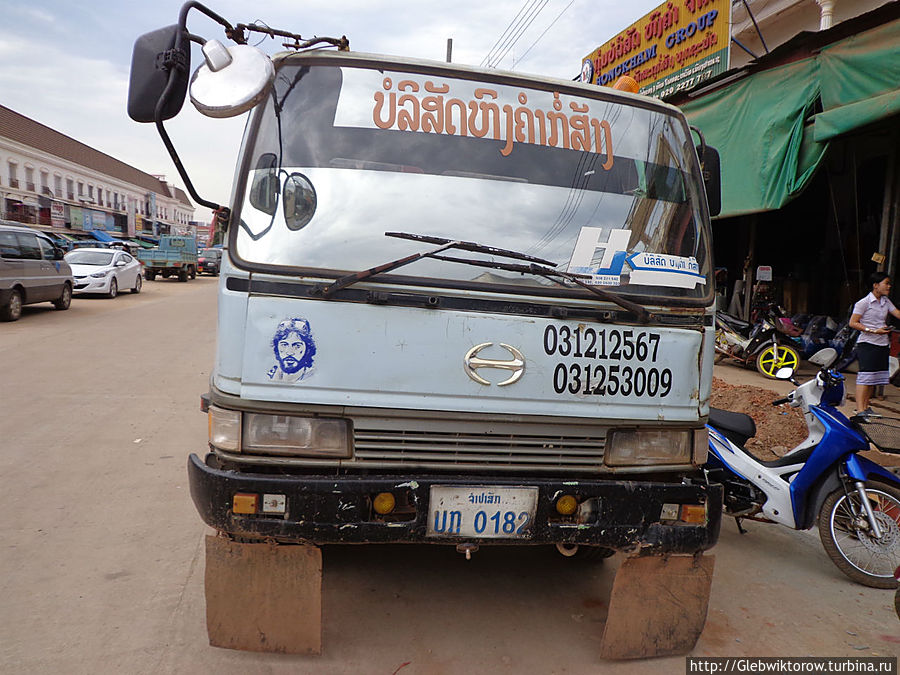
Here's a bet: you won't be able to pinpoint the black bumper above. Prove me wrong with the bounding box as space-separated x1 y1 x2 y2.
188 453 722 552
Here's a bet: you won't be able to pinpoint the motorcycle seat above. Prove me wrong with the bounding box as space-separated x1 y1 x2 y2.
709 407 756 447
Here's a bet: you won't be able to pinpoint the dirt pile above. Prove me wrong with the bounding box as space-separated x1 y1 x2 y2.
710 376 808 460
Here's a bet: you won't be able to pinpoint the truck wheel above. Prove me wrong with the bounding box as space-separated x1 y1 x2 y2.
189 266 196 280
145 269 156 281
162 270 171 279
178 268 189 282
1 288 23 321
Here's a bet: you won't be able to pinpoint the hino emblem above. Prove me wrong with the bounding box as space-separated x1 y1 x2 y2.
463 342 526 386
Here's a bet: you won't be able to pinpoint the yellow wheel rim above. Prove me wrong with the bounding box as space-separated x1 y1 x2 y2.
758 346 799 377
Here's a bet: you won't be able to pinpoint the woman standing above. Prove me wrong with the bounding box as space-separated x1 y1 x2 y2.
849 272 900 416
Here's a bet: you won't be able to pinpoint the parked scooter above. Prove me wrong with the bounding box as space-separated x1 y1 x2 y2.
714 309 801 379
705 368 900 588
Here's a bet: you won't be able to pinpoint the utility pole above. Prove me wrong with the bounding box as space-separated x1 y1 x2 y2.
446 38 453 63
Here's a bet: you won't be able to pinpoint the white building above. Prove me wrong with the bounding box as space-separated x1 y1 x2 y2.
0 104 194 240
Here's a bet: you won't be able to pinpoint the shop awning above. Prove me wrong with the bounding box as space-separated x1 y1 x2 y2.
813 18 900 142
90 229 115 242
128 238 156 249
679 14 900 219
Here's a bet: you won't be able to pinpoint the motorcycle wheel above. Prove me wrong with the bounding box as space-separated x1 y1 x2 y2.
817 481 900 589
755 344 799 378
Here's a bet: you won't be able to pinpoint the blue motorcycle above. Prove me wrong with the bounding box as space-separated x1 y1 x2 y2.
705 368 900 588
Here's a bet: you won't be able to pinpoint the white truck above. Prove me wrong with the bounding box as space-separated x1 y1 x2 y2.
128 2 723 659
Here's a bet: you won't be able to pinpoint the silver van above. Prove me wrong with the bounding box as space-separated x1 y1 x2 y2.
0 223 74 321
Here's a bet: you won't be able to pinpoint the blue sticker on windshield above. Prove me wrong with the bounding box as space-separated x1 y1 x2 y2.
267 318 317 382
567 227 705 289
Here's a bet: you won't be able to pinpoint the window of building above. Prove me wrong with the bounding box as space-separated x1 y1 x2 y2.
54 175 62 197
25 167 34 191
8 162 17 188
40 170 49 194
88 185 94 200
67 178 74 200
78 181 84 196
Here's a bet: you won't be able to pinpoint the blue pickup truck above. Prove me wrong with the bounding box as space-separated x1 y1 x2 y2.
137 235 198 282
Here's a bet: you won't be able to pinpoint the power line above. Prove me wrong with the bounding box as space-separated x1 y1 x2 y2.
511 0 575 69
481 0 549 69
480 0 541 68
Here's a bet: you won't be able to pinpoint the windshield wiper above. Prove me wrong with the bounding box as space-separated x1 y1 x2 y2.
314 232 557 297
428 254 652 322
314 231 651 322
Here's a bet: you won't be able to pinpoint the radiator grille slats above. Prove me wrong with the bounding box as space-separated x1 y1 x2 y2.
352 427 605 471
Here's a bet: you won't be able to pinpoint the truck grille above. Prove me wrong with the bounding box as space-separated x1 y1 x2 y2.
352 425 606 473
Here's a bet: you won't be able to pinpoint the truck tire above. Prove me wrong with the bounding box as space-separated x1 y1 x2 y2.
145 269 156 281
189 265 196 280
178 268 189 282
162 270 171 279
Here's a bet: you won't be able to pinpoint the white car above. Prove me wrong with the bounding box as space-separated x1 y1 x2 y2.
64 247 143 298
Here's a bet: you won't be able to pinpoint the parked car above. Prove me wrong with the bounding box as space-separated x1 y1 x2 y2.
197 248 222 275
64 247 143 298
0 223 74 321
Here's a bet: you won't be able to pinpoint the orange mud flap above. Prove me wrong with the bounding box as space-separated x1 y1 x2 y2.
204 535 322 654
599 553 715 660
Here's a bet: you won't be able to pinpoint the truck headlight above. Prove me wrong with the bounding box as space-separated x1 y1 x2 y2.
605 429 693 466
243 413 351 458
209 405 241 452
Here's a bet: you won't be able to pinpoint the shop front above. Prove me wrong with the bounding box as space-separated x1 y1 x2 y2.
674 4 900 321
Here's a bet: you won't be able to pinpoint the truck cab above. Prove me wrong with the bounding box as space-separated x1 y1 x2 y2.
128 5 723 658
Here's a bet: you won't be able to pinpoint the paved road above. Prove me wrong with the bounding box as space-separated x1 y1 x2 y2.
1 279 897 674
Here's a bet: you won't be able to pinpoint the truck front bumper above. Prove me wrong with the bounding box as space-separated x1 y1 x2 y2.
188 453 722 552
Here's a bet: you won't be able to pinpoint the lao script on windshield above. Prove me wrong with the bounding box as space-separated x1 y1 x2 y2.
234 58 712 302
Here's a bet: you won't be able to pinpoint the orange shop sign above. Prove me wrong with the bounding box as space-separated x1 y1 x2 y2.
580 0 731 99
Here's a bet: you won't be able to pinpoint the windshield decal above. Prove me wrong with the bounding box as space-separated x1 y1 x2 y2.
567 227 705 289
626 251 705 289
267 318 317 382
334 69 615 165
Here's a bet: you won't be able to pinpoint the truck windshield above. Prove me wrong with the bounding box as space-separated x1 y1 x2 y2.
234 59 713 303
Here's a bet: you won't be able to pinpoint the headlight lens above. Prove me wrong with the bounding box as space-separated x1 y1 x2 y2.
605 429 693 466
243 413 351 457
90 270 111 278
209 405 241 452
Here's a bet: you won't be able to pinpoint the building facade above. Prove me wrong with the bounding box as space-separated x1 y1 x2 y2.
0 104 194 240
582 0 899 320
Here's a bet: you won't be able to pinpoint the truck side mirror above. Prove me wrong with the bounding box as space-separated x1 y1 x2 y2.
697 144 721 218
127 25 191 123
249 154 280 216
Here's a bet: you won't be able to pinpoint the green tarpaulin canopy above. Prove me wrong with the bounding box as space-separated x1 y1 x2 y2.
680 17 900 219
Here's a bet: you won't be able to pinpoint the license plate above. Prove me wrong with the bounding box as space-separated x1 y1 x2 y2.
426 485 538 539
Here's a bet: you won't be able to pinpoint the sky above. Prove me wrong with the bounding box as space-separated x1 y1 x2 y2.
0 0 662 222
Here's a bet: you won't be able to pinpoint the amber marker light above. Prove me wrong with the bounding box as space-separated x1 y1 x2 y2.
556 495 578 516
373 492 396 515
612 76 639 94
680 504 707 524
232 493 259 515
